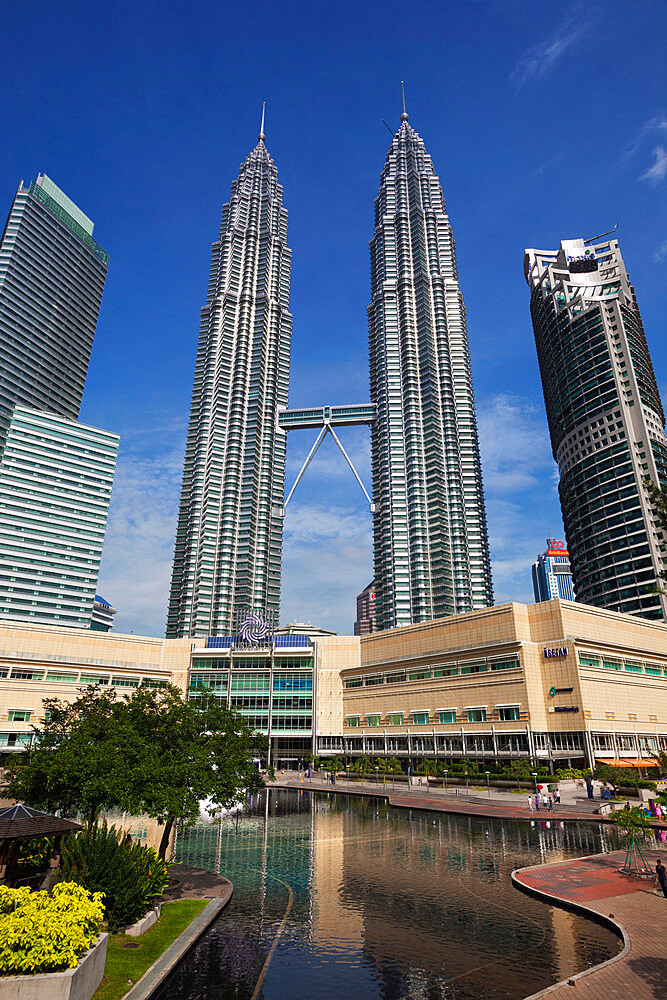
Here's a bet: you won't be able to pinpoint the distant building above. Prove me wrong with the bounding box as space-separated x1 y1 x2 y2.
91 595 117 632
532 539 575 603
354 581 377 636
275 622 337 637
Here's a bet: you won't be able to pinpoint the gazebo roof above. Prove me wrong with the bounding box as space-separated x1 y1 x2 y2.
0 804 82 841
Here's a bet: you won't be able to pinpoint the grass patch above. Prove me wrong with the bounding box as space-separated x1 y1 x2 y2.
93 899 208 1000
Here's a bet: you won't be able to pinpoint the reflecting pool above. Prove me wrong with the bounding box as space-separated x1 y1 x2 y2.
159 788 622 1000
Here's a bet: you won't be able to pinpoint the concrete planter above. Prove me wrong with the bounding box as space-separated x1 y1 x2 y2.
121 903 162 937
0 932 108 1000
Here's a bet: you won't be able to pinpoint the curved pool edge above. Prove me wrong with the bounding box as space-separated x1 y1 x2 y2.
511 859 629 1000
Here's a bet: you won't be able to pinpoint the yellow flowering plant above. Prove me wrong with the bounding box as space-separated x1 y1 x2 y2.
0 882 104 976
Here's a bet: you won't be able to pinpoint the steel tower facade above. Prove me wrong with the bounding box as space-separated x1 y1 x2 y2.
525 236 667 620
167 118 292 637
368 101 493 629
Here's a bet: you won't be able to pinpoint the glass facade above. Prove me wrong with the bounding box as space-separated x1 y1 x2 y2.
368 108 493 629
525 237 667 619
167 129 292 637
188 641 314 763
0 174 108 442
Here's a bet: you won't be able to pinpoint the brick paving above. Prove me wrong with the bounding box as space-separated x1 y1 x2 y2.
513 849 667 1000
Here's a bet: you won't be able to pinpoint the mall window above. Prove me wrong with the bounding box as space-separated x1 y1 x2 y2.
388 712 404 726
460 661 487 675
386 672 407 684
346 716 360 728
412 711 429 725
408 670 430 681
365 675 384 686
466 708 487 723
433 666 458 677
367 714 381 727
46 671 78 683
438 710 456 724
624 661 642 673
498 706 520 721
345 678 363 689
578 653 600 668
602 659 622 671
490 657 520 671
7 709 31 722
592 733 614 751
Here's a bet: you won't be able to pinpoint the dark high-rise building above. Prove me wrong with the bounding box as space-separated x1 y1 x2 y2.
354 580 377 636
167 112 292 637
368 92 493 629
525 236 667 620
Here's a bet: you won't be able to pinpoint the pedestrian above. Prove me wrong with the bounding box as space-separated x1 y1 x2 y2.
543 793 549 810
535 795 540 812
548 796 554 812
655 858 667 898
528 795 534 811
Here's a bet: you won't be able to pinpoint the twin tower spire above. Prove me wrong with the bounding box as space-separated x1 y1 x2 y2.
166 90 493 638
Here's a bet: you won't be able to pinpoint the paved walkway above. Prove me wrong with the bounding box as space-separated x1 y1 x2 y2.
161 863 232 902
513 849 667 1000
275 775 667 828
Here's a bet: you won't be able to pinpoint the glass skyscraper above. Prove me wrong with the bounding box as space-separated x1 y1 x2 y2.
368 102 493 629
525 236 667 620
167 120 292 638
0 174 117 628
0 174 109 439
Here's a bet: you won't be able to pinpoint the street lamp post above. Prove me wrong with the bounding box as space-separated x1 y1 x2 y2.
444 768 448 793
485 770 490 797
375 766 379 787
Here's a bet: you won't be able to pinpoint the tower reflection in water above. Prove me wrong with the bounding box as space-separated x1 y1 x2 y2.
164 789 620 1000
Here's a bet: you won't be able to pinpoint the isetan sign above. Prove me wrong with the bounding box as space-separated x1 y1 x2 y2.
544 646 568 658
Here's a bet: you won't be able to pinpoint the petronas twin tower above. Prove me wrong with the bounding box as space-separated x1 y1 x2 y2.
166 97 493 638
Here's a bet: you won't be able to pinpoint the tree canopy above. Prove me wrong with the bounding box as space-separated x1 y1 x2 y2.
7 685 266 857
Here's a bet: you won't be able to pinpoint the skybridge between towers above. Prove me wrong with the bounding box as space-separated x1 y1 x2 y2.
277 404 376 515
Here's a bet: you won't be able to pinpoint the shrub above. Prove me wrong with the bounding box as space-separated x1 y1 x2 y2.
0 881 104 976
59 822 170 932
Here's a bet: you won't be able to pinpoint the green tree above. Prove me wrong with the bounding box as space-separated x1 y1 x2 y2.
644 479 667 588
5 686 132 826
8 685 265 858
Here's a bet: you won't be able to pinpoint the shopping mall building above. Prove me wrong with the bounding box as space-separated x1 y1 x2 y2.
1 599 666 771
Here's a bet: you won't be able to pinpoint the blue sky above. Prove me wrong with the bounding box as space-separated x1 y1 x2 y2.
2 1 665 636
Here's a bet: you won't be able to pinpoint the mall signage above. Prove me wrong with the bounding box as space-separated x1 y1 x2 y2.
544 646 568 658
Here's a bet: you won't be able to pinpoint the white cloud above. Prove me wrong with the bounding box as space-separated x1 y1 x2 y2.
96 420 186 637
653 239 667 263
622 114 667 161
282 501 372 632
478 394 564 605
510 22 586 89
640 146 667 184
477 393 553 492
